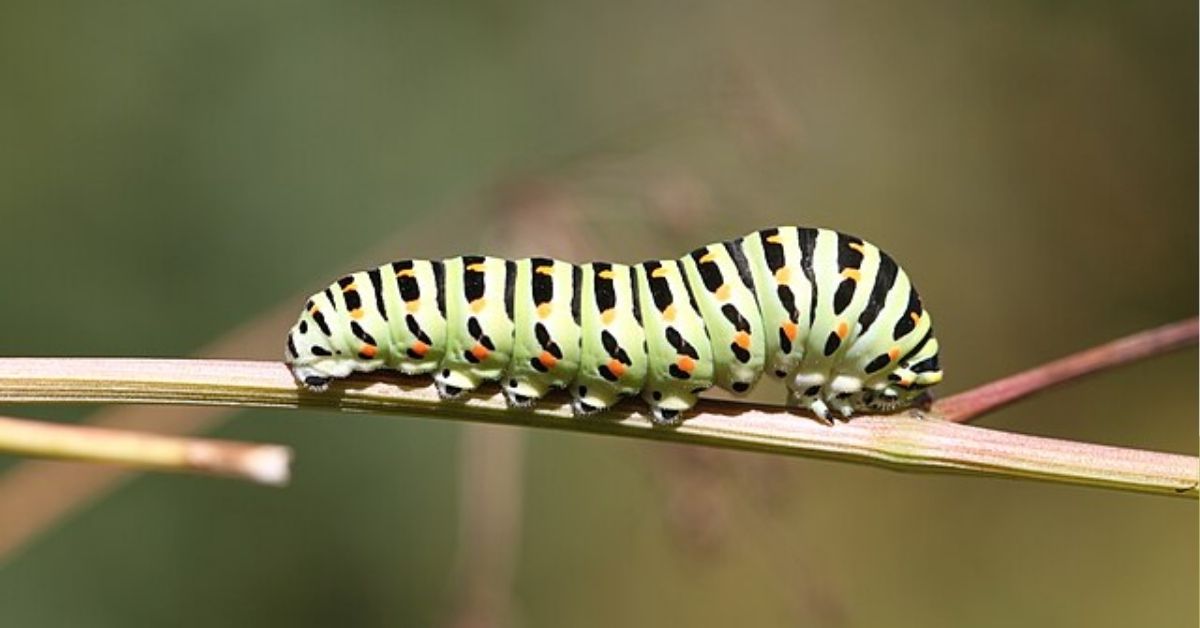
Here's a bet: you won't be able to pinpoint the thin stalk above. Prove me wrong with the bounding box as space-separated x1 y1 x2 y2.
935 317 1198 423
0 358 1194 498
0 413 290 485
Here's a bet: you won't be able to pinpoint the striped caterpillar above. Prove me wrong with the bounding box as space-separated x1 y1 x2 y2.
286 226 942 424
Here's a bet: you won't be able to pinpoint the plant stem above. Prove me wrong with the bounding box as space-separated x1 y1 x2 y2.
0 413 290 485
0 358 1194 498
935 317 1198 423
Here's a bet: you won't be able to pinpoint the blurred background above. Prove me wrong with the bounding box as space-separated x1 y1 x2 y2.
0 1 1196 626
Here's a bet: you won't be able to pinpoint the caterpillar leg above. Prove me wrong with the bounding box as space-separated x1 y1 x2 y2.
569 384 624 417
827 375 863 419
433 367 479 399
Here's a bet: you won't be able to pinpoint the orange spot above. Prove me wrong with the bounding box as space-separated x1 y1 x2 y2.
887 346 901 361
848 242 867 254
663 304 677 322
601 309 616 325
841 268 861 282
598 269 615 279
733 331 751 349
350 309 364 320
715 284 732 301
466 262 487 272
651 266 671 278
470 299 486 313
910 311 921 325
396 269 417 278
537 303 552 319
410 341 429 357
359 345 377 359
308 305 318 314
535 266 554 276
471 344 490 361
406 299 421 313
606 359 627 378
765 235 783 244
836 320 849 339
538 351 558 369
676 356 695 374
781 322 798 341
341 282 357 292
699 252 717 263
774 267 791 283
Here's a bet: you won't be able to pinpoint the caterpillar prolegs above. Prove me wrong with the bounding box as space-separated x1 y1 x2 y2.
285 227 943 424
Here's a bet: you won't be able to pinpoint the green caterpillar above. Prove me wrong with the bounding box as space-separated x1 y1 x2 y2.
286 226 942 424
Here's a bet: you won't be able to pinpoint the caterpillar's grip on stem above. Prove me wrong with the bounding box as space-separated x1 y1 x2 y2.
285 227 943 424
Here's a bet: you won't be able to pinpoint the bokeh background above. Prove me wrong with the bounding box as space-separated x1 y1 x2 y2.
1 1 1196 626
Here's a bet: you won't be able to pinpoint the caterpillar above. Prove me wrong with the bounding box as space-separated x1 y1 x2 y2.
285 226 943 424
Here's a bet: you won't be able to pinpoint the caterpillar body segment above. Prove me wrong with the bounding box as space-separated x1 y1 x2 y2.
679 241 766 396
635 260 716 425
286 226 943 424
570 262 648 415
433 256 515 397
740 227 815 381
502 258 581 406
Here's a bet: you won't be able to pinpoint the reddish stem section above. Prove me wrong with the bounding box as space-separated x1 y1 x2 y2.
935 317 1198 423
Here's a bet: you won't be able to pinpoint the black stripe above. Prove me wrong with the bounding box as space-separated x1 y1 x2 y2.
864 353 891 374
724 239 756 293
720 303 750 331
311 346 332 356
504 260 516 320
690 247 724 292
570 265 582 324
350 321 377 345
759 228 785 271
323 288 336 310
857 252 898 334
343 288 362 312
797 228 818 326
823 331 841 356
909 355 939 373
836 232 864 270
643 261 674 311
312 310 332 336
899 328 933 364
832 278 855 315
676 262 708 342
368 268 387 320
665 327 699 358
530 258 555 305
892 287 922 340
629 265 642 322
777 285 797 320
286 333 299 358
432 261 446 316
462 256 486 302
394 260 421 302
593 263 615 311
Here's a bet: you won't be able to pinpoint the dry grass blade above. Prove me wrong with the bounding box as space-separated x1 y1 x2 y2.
0 414 290 485
0 358 1194 499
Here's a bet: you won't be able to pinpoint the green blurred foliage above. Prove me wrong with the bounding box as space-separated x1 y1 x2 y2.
0 1 1195 626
